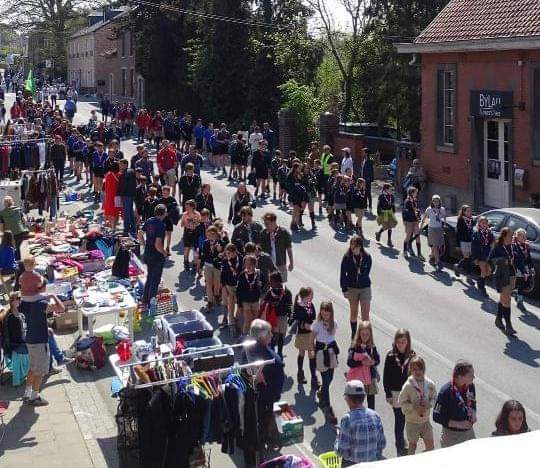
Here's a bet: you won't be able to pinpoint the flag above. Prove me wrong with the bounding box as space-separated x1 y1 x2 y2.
24 70 36 95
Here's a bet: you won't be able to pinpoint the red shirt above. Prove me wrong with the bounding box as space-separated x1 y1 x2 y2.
157 147 177 172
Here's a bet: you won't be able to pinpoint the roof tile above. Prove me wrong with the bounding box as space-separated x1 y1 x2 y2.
416 0 540 44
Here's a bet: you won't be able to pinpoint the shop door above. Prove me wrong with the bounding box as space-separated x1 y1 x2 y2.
483 120 510 207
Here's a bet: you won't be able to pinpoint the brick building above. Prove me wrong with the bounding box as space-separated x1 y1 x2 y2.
67 7 145 105
398 0 540 211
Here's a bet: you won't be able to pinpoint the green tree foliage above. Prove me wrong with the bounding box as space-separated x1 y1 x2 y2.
0 0 87 77
278 79 322 154
366 0 451 139
131 0 200 111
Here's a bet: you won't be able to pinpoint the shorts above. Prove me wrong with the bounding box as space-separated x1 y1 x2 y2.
345 287 372 302
460 241 472 255
277 264 288 283
164 217 174 232
404 221 419 232
183 229 198 248
93 166 105 178
441 427 475 448
428 226 444 247
163 168 177 187
501 276 516 295
241 302 259 316
274 315 288 335
406 420 434 443
224 285 237 296
27 342 50 376
294 332 314 352
204 264 220 284
353 208 365 219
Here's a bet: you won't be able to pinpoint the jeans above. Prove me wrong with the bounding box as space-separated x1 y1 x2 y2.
142 252 165 304
366 181 372 210
393 407 406 452
137 128 145 143
122 196 136 236
48 330 64 370
320 368 334 407
53 160 65 182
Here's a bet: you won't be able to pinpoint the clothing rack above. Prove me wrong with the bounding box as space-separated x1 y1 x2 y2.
21 168 56 175
118 340 256 369
133 358 275 390
0 137 52 145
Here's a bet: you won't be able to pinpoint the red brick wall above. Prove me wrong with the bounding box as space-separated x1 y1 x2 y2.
421 50 540 204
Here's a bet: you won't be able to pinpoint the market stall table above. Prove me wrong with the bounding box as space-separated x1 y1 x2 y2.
74 284 137 342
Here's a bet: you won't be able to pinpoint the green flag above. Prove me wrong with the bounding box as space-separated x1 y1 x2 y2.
24 70 36 95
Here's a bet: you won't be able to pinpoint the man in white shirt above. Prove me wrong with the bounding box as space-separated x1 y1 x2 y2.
249 126 263 154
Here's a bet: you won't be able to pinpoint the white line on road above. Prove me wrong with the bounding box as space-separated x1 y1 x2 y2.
292 264 540 424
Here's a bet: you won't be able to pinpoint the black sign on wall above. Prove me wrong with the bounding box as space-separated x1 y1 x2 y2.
470 90 513 119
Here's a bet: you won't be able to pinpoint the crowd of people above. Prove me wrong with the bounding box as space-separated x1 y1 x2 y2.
0 80 534 464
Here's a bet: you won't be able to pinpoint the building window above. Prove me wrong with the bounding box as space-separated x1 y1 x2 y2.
130 69 134 97
437 65 456 149
122 69 126 97
129 32 134 56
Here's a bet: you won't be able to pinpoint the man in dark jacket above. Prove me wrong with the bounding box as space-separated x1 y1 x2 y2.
117 159 137 236
232 206 263 253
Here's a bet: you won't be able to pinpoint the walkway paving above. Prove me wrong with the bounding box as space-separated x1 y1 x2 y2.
0 331 117 467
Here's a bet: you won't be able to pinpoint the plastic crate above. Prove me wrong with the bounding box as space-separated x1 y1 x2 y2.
318 452 341 468
183 337 234 372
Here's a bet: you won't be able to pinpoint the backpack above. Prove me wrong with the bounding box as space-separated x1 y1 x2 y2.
75 336 106 370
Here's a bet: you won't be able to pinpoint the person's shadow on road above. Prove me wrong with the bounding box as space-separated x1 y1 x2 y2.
517 306 540 331
310 424 338 457
292 386 317 427
0 405 39 457
503 336 540 368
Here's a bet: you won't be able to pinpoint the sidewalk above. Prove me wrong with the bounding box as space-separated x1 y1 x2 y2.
0 332 118 467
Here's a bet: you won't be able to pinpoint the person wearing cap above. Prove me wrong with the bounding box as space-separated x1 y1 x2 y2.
335 380 386 466
341 148 354 175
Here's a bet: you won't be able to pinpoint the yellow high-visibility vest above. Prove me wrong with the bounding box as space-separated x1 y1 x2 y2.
321 153 333 175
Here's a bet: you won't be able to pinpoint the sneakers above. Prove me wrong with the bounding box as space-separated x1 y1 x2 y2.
297 370 307 385
47 367 62 376
322 406 338 425
28 396 49 406
311 375 320 389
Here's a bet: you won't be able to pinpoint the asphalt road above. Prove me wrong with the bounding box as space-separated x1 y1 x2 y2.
11 95 539 466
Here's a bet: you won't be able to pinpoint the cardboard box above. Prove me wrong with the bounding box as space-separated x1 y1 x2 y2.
54 310 78 332
273 401 304 446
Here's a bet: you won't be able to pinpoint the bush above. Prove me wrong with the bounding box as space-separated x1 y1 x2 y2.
279 79 322 155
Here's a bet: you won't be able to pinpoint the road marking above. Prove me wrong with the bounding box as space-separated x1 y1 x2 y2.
293 264 540 424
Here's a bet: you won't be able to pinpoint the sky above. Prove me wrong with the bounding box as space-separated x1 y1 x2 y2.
308 0 353 32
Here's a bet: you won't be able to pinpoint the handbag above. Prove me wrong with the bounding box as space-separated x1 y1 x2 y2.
114 195 123 208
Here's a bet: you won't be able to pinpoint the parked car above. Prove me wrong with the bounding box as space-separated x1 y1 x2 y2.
339 122 410 163
439 208 540 296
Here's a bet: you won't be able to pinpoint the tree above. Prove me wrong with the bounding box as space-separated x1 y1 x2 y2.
0 0 86 76
278 79 322 154
131 0 200 111
307 0 375 121
368 0 451 139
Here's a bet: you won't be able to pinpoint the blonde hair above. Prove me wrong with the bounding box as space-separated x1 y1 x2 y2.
23 255 36 270
353 320 374 347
